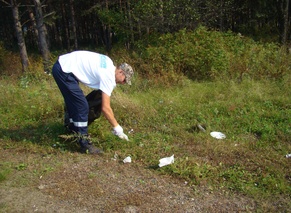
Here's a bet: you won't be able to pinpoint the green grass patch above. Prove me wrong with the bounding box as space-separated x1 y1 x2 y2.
0 163 11 182
0 66 290 210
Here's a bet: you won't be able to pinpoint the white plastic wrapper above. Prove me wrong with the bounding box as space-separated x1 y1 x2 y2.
123 156 132 163
159 155 174 167
210 131 226 139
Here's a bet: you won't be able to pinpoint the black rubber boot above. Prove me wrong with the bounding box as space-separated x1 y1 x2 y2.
79 135 103 155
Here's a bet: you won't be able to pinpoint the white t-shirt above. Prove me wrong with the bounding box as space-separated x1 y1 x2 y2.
58 51 116 96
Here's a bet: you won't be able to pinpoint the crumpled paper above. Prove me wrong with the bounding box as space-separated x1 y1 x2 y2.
159 155 174 167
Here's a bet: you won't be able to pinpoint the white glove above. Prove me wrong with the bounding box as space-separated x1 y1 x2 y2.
112 125 129 141
117 133 129 141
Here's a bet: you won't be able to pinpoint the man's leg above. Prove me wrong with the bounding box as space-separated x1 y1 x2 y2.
52 61 102 154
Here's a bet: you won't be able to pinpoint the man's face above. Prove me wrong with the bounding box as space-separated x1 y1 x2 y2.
115 69 126 84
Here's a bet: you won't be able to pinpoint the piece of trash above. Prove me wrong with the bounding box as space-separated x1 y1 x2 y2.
123 156 132 163
159 155 174 167
114 152 118 159
38 184 45 190
111 152 119 161
128 129 134 134
197 124 206 132
210 131 226 139
286 154 291 158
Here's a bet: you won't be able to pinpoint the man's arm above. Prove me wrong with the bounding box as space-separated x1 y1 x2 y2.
101 91 129 141
101 91 118 127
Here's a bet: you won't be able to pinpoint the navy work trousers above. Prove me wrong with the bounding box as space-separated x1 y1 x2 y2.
52 60 88 135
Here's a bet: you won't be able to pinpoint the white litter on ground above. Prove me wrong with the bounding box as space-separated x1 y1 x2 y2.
210 131 226 139
123 156 132 163
159 155 174 167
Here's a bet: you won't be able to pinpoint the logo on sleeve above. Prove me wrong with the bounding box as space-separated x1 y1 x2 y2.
100 55 107 68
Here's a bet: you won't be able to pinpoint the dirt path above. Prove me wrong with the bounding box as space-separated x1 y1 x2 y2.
0 147 255 212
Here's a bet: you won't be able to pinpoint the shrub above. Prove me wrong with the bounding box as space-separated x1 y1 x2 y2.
141 27 230 81
136 26 291 82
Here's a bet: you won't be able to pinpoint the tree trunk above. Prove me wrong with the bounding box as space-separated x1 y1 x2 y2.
219 0 224 31
34 0 51 73
282 0 290 46
10 0 29 72
28 6 39 49
103 0 112 52
69 0 78 50
61 2 70 50
127 0 134 47
158 0 164 32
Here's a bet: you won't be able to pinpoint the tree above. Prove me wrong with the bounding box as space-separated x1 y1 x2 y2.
69 0 78 50
282 0 290 46
1 0 29 72
0 0 290 55
27 6 39 49
33 0 50 73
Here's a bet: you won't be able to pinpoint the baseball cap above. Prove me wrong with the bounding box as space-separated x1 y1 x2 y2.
119 63 134 85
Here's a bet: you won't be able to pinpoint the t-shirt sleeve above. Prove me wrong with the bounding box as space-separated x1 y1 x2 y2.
99 78 115 96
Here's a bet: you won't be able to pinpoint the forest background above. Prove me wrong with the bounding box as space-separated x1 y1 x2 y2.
0 0 290 74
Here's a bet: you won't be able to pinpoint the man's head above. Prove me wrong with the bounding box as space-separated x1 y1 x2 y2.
119 63 134 85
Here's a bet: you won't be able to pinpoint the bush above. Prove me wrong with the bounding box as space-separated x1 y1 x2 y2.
141 27 230 81
136 26 291 82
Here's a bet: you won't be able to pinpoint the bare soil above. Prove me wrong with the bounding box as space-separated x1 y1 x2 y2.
0 143 257 213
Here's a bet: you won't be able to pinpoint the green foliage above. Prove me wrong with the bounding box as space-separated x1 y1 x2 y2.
136 27 291 82
15 163 27 171
0 75 64 149
132 0 199 33
97 9 127 42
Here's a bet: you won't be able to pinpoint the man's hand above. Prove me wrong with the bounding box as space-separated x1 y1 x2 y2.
112 125 129 141
117 133 129 141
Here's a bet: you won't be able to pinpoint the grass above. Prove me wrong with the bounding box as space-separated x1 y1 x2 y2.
0 72 290 210
123 79 291 198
